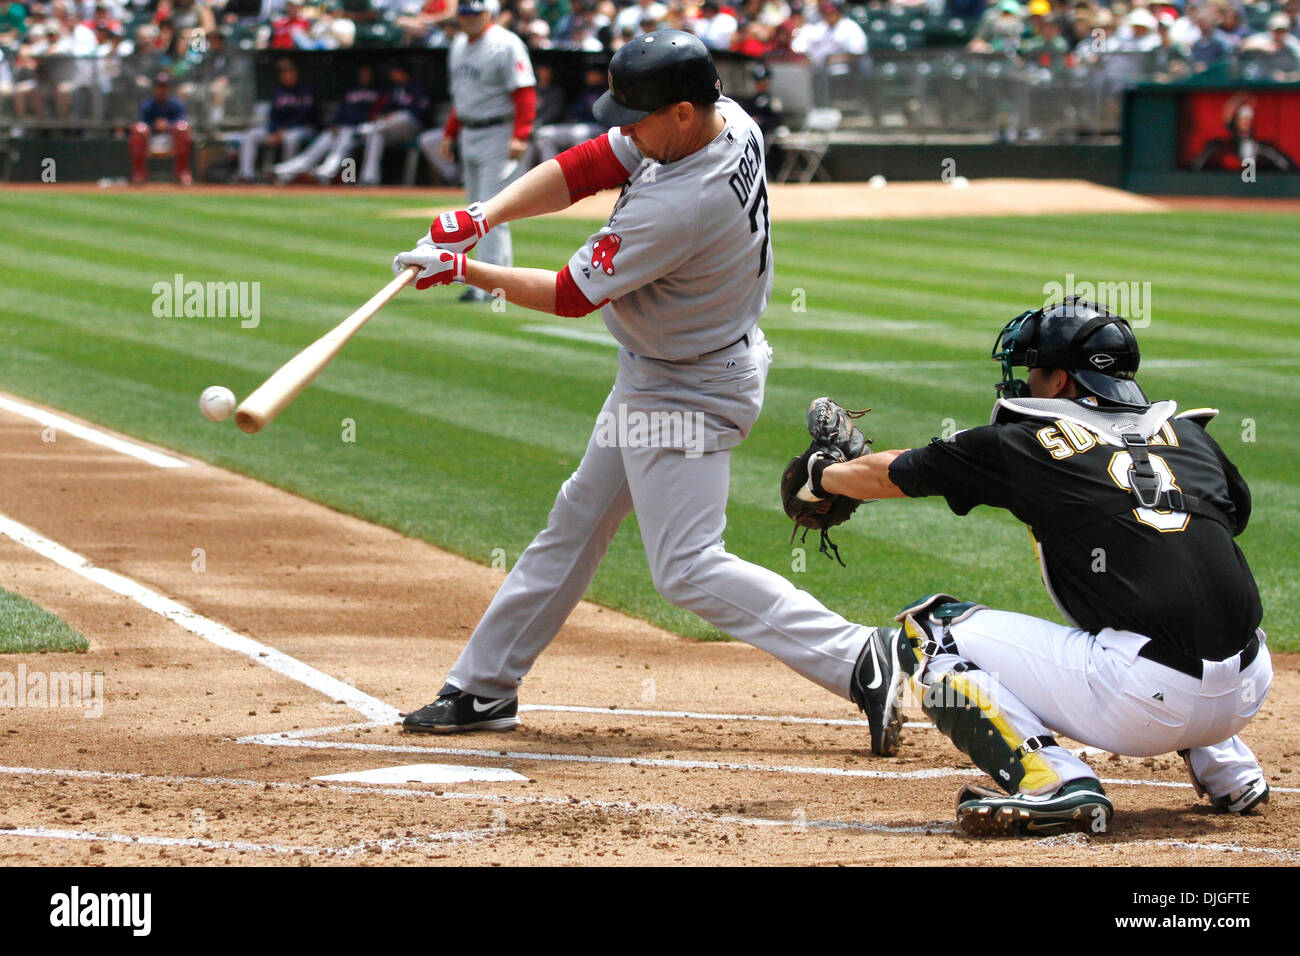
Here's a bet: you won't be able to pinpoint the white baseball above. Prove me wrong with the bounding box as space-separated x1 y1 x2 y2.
199 386 236 422
869 174 887 189
951 175 970 189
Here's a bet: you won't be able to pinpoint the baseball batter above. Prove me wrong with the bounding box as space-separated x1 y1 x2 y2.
418 0 536 301
393 31 906 754
789 299 1272 834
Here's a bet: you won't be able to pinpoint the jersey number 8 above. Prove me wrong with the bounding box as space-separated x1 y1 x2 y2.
1106 451 1190 533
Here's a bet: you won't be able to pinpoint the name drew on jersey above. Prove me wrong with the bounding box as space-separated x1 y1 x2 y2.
1033 418 1189 532
727 131 770 277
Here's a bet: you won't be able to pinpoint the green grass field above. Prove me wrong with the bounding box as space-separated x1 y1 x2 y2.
0 587 89 653
0 191 1296 650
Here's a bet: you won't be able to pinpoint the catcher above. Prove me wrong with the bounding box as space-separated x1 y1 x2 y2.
783 298 1272 835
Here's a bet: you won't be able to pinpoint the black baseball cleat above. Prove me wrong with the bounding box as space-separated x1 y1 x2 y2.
402 689 520 734
850 626 917 757
458 287 491 304
956 779 1113 836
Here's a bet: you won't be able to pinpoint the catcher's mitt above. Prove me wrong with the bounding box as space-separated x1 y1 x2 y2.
781 397 872 566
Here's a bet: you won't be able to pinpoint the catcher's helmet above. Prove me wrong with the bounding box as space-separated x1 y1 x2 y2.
593 30 722 127
991 297 1148 407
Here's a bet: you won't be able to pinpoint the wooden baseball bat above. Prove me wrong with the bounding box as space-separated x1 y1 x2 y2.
235 265 419 434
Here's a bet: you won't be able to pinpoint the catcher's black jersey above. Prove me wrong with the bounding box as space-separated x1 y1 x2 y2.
889 410 1262 662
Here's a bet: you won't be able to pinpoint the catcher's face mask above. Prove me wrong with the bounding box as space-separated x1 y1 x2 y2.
991 309 1039 400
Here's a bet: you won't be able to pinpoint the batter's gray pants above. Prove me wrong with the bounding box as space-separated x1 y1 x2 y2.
460 122 517 269
448 334 870 700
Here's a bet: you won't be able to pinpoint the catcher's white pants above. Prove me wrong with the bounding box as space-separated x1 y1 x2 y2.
448 332 871 699
925 609 1271 799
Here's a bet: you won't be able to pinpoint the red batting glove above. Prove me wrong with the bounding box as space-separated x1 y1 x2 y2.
394 246 469 290
425 201 489 255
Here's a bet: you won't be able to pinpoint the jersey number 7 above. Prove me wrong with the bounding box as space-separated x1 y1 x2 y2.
747 180 770 277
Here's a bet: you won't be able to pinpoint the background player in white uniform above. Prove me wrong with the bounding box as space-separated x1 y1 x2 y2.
791 300 1272 835
418 0 536 301
392 31 906 754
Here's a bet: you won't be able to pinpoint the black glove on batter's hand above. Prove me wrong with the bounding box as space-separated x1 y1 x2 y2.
780 397 873 566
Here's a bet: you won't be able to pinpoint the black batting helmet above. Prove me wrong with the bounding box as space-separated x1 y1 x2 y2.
991 297 1148 407
593 30 722 127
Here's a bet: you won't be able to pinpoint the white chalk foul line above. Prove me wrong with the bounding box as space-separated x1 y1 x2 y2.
0 512 400 724
0 393 189 469
238 732 985 780
234 726 1300 795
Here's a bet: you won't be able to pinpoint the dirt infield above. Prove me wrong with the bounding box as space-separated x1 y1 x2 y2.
384 178 1167 222
0 394 1295 866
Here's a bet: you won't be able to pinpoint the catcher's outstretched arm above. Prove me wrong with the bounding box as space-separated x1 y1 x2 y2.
820 450 910 501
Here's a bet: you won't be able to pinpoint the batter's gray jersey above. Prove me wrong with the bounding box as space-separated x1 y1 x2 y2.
448 24 536 121
567 97 773 362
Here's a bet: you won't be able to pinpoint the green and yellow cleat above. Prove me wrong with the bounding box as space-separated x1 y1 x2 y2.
956 779 1113 837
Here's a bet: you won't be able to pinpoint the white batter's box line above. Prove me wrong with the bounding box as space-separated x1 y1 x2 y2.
230 733 1300 796
519 703 934 729
0 512 400 725
0 824 494 858
0 764 952 839
0 393 190 469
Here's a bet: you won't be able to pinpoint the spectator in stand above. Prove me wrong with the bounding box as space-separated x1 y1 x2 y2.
1021 3 1070 58
694 0 738 49
231 57 317 180
1216 2 1251 45
512 0 553 46
1240 12 1300 76
536 0 568 32
268 0 311 48
273 62 379 182
1150 10 1191 77
154 0 216 36
397 0 455 45
358 60 429 184
733 18 776 55
792 0 866 65
1189 5 1232 68
968 0 1025 52
9 22 52 121
128 72 193 184
1073 5 1113 58
0 0 27 47
1114 7 1160 50
612 0 664 36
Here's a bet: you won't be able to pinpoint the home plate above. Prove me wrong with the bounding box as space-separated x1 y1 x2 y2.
314 763 528 785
